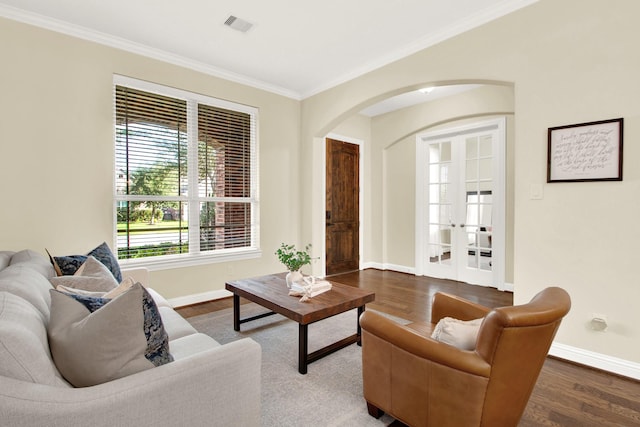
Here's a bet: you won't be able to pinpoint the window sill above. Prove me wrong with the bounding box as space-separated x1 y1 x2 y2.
118 248 262 272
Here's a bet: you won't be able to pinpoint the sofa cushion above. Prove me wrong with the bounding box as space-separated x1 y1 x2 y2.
51 242 122 282
0 265 53 321
48 283 173 387
0 292 70 387
158 306 199 340
10 249 56 279
431 317 483 351
0 251 15 271
49 256 119 292
169 333 221 361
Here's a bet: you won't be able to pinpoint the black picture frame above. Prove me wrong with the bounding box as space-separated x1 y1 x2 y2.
547 118 623 182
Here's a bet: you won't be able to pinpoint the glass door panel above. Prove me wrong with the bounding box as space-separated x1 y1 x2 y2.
427 141 454 268
461 134 493 280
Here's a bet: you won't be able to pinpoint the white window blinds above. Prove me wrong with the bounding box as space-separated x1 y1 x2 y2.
114 76 258 262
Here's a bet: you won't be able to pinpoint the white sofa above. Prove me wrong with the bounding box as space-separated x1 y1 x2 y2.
0 249 261 426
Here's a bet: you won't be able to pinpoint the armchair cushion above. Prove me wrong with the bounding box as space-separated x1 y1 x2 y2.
431 316 483 350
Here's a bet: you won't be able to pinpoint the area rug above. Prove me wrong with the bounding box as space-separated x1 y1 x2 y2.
187 303 408 427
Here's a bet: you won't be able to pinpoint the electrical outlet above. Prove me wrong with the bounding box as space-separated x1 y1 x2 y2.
590 313 608 332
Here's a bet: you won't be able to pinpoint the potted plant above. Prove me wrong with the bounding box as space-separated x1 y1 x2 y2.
275 243 313 288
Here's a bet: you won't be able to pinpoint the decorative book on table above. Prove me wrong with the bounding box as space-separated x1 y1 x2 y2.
290 278 332 298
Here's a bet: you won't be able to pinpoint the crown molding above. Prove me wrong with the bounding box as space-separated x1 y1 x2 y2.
1 0 537 100
0 4 302 100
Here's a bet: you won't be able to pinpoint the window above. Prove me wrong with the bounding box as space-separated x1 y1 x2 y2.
114 76 259 267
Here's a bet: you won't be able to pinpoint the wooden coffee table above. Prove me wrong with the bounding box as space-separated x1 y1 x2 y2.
225 273 375 374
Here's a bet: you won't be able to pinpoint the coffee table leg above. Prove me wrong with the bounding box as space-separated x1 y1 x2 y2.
357 305 365 346
233 294 240 331
299 323 308 374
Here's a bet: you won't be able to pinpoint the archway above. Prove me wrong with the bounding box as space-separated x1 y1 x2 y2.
303 82 515 282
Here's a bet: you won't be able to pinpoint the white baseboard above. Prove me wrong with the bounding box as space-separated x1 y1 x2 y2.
361 262 415 274
383 263 415 274
550 342 640 380
168 289 232 308
361 261 383 270
501 282 514 292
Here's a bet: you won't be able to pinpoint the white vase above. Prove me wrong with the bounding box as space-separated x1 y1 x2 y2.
286 270 303 289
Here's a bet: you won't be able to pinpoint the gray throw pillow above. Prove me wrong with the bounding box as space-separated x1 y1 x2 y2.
49 242 122 282
48 282 173 387
49 256 119 292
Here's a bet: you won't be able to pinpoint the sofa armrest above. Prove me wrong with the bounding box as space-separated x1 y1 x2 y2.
430 292 492 324
0 338 261 427
360 310 490 376
121 267 149 287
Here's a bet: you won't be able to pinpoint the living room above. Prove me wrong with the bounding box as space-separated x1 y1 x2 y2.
1 0 639 424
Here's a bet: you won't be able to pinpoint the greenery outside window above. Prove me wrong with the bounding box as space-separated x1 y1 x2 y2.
114 75 259 267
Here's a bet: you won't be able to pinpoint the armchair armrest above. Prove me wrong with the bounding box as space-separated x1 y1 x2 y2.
431 292 492 323
0 338 261 427
360 311 490 376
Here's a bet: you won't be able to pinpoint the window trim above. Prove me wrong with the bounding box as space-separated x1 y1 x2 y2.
113 75 260 270
118 247 262 271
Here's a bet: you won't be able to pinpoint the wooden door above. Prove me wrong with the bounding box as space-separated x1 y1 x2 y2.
325 138 359 275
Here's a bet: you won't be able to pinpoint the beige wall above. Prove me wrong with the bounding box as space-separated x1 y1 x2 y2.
0 17 301 299
3 0 640 369
302 0 640 364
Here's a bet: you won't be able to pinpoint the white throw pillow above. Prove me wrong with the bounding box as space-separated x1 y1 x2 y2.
55 277 136 299
431 317 483 351
49 256 118 292
103 277 136 299
54 286 106 298
48 282 173 387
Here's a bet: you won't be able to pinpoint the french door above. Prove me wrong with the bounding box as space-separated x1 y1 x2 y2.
415 119 505 288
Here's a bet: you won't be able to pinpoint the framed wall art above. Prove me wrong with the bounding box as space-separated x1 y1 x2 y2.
547 118 623 182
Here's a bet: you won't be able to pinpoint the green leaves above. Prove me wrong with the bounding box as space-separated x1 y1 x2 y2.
275 243 313 272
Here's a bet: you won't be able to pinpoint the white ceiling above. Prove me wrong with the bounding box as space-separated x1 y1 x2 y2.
0 0 536 101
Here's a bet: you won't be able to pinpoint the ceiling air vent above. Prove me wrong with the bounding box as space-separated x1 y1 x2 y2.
224 15 253 33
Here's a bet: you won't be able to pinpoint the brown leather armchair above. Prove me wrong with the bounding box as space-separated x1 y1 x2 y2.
359 287 570 427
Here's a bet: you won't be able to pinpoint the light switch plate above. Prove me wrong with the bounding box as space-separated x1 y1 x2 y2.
530 183 543 200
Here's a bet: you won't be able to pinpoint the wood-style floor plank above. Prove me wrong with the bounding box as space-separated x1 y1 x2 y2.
176 269 640 427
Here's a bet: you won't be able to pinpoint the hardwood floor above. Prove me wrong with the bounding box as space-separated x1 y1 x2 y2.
176 269 640 427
